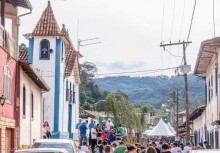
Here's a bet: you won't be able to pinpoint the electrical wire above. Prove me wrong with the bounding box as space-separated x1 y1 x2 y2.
165 48 182 58
170 0 176 41
95 67 178 76
178 0 197 67
161 47 164 75
179 0 186 40
160 0 166 74
161 0 166 42
186 0 197 44
40 66 179 77
213 0 216 37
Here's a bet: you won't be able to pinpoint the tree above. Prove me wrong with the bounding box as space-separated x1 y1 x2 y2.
80 62 97 84
104 91 148 132
105 92 135 127
140 105 149 131
79 62 102 105
155 90 178 125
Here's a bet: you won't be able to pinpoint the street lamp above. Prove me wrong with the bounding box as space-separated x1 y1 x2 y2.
0 95 6 106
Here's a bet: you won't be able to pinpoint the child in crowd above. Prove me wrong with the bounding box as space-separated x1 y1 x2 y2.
80 141 89 153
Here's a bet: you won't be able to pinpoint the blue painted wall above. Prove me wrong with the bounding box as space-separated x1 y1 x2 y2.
54 38 61 132
28 38 34 64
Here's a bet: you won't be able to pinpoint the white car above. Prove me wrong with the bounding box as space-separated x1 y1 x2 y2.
32 139 77 153
190 150 220 153
15 148 68 153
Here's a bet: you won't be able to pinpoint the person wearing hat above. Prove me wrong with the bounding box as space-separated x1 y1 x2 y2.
106 119 114 132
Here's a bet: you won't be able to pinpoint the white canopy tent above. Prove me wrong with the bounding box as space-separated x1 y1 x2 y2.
148 118 175 136
167 123 176 135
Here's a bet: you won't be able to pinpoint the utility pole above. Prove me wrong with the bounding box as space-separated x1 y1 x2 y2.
160 41 192 142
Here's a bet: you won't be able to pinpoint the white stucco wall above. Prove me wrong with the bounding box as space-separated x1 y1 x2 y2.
20 69 42 146
32 37 56 131
205 55 218 131
193 111 206 144
30 36 80 138
204 50 220 148
64 70 79 134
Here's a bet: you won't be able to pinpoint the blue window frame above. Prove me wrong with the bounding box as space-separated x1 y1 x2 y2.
23 85 26 117
40 39 50 60
73 84 75 103
66 80 69 101
70 82 72 103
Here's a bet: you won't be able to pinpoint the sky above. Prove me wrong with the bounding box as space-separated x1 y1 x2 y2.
16 0 220 77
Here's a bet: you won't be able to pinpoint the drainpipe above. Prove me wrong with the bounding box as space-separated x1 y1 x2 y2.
216 56 219 149
15 62 20 148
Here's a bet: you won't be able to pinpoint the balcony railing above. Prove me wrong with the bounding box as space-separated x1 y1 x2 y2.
0 24 16 58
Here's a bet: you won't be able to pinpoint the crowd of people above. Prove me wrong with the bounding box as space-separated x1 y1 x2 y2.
76 118 212 153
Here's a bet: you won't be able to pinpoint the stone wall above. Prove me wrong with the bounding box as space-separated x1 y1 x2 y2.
0 117 16 153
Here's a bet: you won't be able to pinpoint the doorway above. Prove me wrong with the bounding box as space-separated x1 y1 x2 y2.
5 128 14 153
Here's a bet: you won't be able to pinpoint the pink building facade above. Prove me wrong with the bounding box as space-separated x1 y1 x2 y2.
0 0 32 152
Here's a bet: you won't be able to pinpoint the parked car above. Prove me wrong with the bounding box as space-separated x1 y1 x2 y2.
32 139 77 153
15 148 68 153
190 150 220 153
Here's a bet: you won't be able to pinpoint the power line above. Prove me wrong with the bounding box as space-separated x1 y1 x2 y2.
179 0 186 40
213 0 216 37
165 48 182 58
170 0 176 41
40 66 179 77
179 0 197 66
186 0 197 43
95 67 178 76
161 0 166 42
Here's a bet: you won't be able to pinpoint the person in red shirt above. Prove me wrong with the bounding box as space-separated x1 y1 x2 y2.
101 131 108 140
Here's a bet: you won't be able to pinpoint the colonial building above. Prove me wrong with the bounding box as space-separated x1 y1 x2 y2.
194 37 220 148
0 0 32 151
23 1 81 139
190 105 206 147
18 54 49 147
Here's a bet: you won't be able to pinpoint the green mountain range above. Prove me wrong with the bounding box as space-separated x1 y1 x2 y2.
95 74 205 109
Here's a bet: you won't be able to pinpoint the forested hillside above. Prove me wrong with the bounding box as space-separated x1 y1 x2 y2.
95 74 205 109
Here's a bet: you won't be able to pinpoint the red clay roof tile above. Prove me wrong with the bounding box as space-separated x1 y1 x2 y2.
31 1 61 36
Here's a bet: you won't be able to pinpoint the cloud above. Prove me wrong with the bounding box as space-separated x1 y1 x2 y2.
95 61 147 73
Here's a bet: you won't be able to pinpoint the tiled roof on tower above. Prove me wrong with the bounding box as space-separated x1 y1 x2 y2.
24 1 62 37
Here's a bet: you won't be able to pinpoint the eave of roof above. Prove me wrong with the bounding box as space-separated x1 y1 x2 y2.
19 61 50 91
5 0 32 10
194 37 220 74
189 105 205 121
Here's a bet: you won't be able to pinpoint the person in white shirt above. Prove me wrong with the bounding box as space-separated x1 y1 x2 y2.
183 142 191 153
106 118 114 132
171 142 182 153
80 141 89 153
91 125 97 153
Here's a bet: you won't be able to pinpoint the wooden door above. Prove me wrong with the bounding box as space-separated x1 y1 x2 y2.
5 128 14 153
